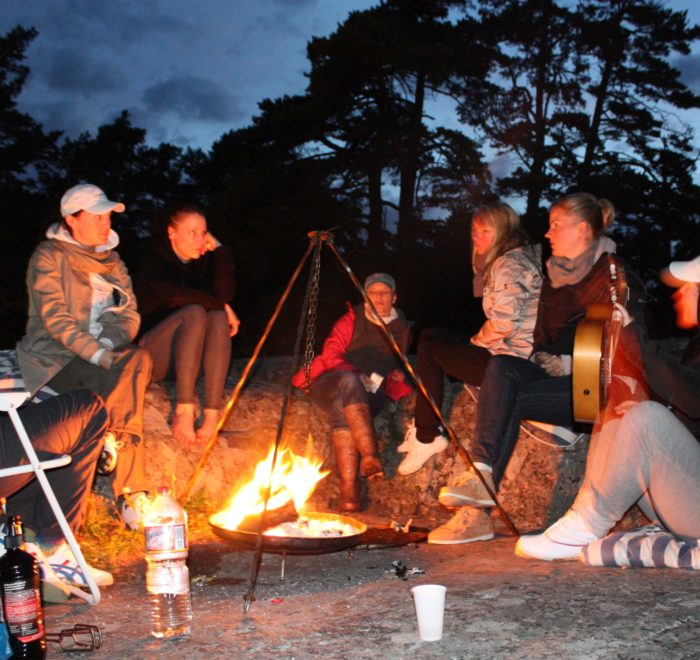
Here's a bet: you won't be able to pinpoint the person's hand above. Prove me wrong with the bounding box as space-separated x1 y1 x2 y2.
98 350 122 369
224 303 240 337
532 352 566 377
200 232 221 255
612 302 633 327
614 400 639 416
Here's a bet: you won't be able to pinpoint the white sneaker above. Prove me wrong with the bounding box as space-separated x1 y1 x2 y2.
23 542 77 602
397 435 449 475
397 422 419 453
45 541 114 587
515 509 599 561
97 431 120 475
118 491 151 531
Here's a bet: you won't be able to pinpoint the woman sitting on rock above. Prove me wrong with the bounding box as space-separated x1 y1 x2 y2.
135 202 238 446
16 183 152 530
516 256 700 562
397 201 542 477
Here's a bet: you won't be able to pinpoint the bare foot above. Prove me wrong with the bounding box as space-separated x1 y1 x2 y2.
196 408 220 442
172 403 196 447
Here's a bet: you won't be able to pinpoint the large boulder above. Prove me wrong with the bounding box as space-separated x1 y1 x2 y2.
124 356 592 532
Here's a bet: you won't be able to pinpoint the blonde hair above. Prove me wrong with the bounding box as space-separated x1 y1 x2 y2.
550 193 615 237
471 202 523 277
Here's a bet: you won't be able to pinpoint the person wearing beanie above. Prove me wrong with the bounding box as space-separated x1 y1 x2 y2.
517 255 700 562
291 272 412 512
16 183 153 531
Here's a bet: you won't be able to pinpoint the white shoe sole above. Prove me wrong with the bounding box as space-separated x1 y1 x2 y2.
514 545 581 561
514 534 584 561
428 531 495 545
438 490 495 508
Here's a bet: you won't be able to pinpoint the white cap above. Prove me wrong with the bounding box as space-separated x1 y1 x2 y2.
661 255 700 287
668 256 700 284
60 184 125 217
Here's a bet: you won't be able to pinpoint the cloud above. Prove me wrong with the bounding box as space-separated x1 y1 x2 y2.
45 47 125 93
673 54 700 91
142 76 246 123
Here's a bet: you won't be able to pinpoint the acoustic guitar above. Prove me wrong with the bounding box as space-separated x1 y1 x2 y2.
572 256 628 423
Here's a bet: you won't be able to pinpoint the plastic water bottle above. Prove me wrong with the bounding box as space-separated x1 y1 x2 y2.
144 487 192 639
0 515 46 658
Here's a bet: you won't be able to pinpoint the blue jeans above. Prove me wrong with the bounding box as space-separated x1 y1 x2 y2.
473 355 574 486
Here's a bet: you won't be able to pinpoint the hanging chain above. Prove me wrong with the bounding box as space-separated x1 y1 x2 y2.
302 243 322 393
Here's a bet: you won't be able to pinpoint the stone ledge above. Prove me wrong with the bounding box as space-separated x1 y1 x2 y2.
118 356 594 531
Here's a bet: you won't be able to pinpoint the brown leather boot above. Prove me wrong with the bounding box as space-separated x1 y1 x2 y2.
344 403 385 480
331 428 361 512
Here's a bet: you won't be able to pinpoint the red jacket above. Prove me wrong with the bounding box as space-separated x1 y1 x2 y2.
292 304 412 401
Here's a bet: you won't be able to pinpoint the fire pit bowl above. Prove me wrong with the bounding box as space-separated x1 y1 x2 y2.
209 512 368 555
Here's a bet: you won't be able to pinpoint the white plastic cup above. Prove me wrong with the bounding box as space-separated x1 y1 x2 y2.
410 584 446 641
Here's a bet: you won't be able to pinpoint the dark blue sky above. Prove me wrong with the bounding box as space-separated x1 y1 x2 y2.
3 0 699 175
2 1 378 149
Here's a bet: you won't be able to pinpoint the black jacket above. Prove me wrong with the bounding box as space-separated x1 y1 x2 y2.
134 240 236 335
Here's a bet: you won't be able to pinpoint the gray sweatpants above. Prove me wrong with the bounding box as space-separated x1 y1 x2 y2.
574 400 700 541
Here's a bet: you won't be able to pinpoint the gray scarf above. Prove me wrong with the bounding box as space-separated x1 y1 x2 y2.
547 237 616 289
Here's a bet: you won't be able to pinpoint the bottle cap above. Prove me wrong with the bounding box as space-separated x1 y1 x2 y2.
156 486 171 496
5 515 24 549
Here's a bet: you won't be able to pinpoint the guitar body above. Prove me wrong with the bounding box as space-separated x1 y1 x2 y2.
572 305 620 423
572 258 628 423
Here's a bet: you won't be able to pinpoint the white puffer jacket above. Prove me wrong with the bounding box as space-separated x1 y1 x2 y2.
470 244 543 359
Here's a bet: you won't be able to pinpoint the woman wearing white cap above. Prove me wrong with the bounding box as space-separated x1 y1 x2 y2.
16 183 152 530
517 255 700 561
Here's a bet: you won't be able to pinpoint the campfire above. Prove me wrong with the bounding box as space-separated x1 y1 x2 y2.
209 443 364 542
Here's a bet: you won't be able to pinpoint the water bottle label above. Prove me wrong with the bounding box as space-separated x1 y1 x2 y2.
146 564 189 596
2 579 44 642
145 523 188 553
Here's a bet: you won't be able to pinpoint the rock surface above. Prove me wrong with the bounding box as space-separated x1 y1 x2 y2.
128 356 591 533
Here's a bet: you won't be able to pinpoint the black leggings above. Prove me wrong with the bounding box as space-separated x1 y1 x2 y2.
140 305 231 409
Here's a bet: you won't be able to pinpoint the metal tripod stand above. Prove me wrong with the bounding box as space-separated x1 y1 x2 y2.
178 230 518 614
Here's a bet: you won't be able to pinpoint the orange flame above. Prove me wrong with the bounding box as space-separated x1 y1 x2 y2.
210 442 329 531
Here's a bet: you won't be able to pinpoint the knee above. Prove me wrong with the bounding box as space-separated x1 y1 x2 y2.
119 346 153 378
335 372 367 403
181 304 208 326
491 355 524 385
68 389 108 426
207 309 230 335
620 400 678 440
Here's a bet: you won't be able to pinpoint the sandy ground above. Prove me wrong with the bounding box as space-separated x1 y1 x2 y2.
43 513 700 659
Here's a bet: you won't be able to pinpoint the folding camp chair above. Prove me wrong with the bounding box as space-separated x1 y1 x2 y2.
0 390 100 605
